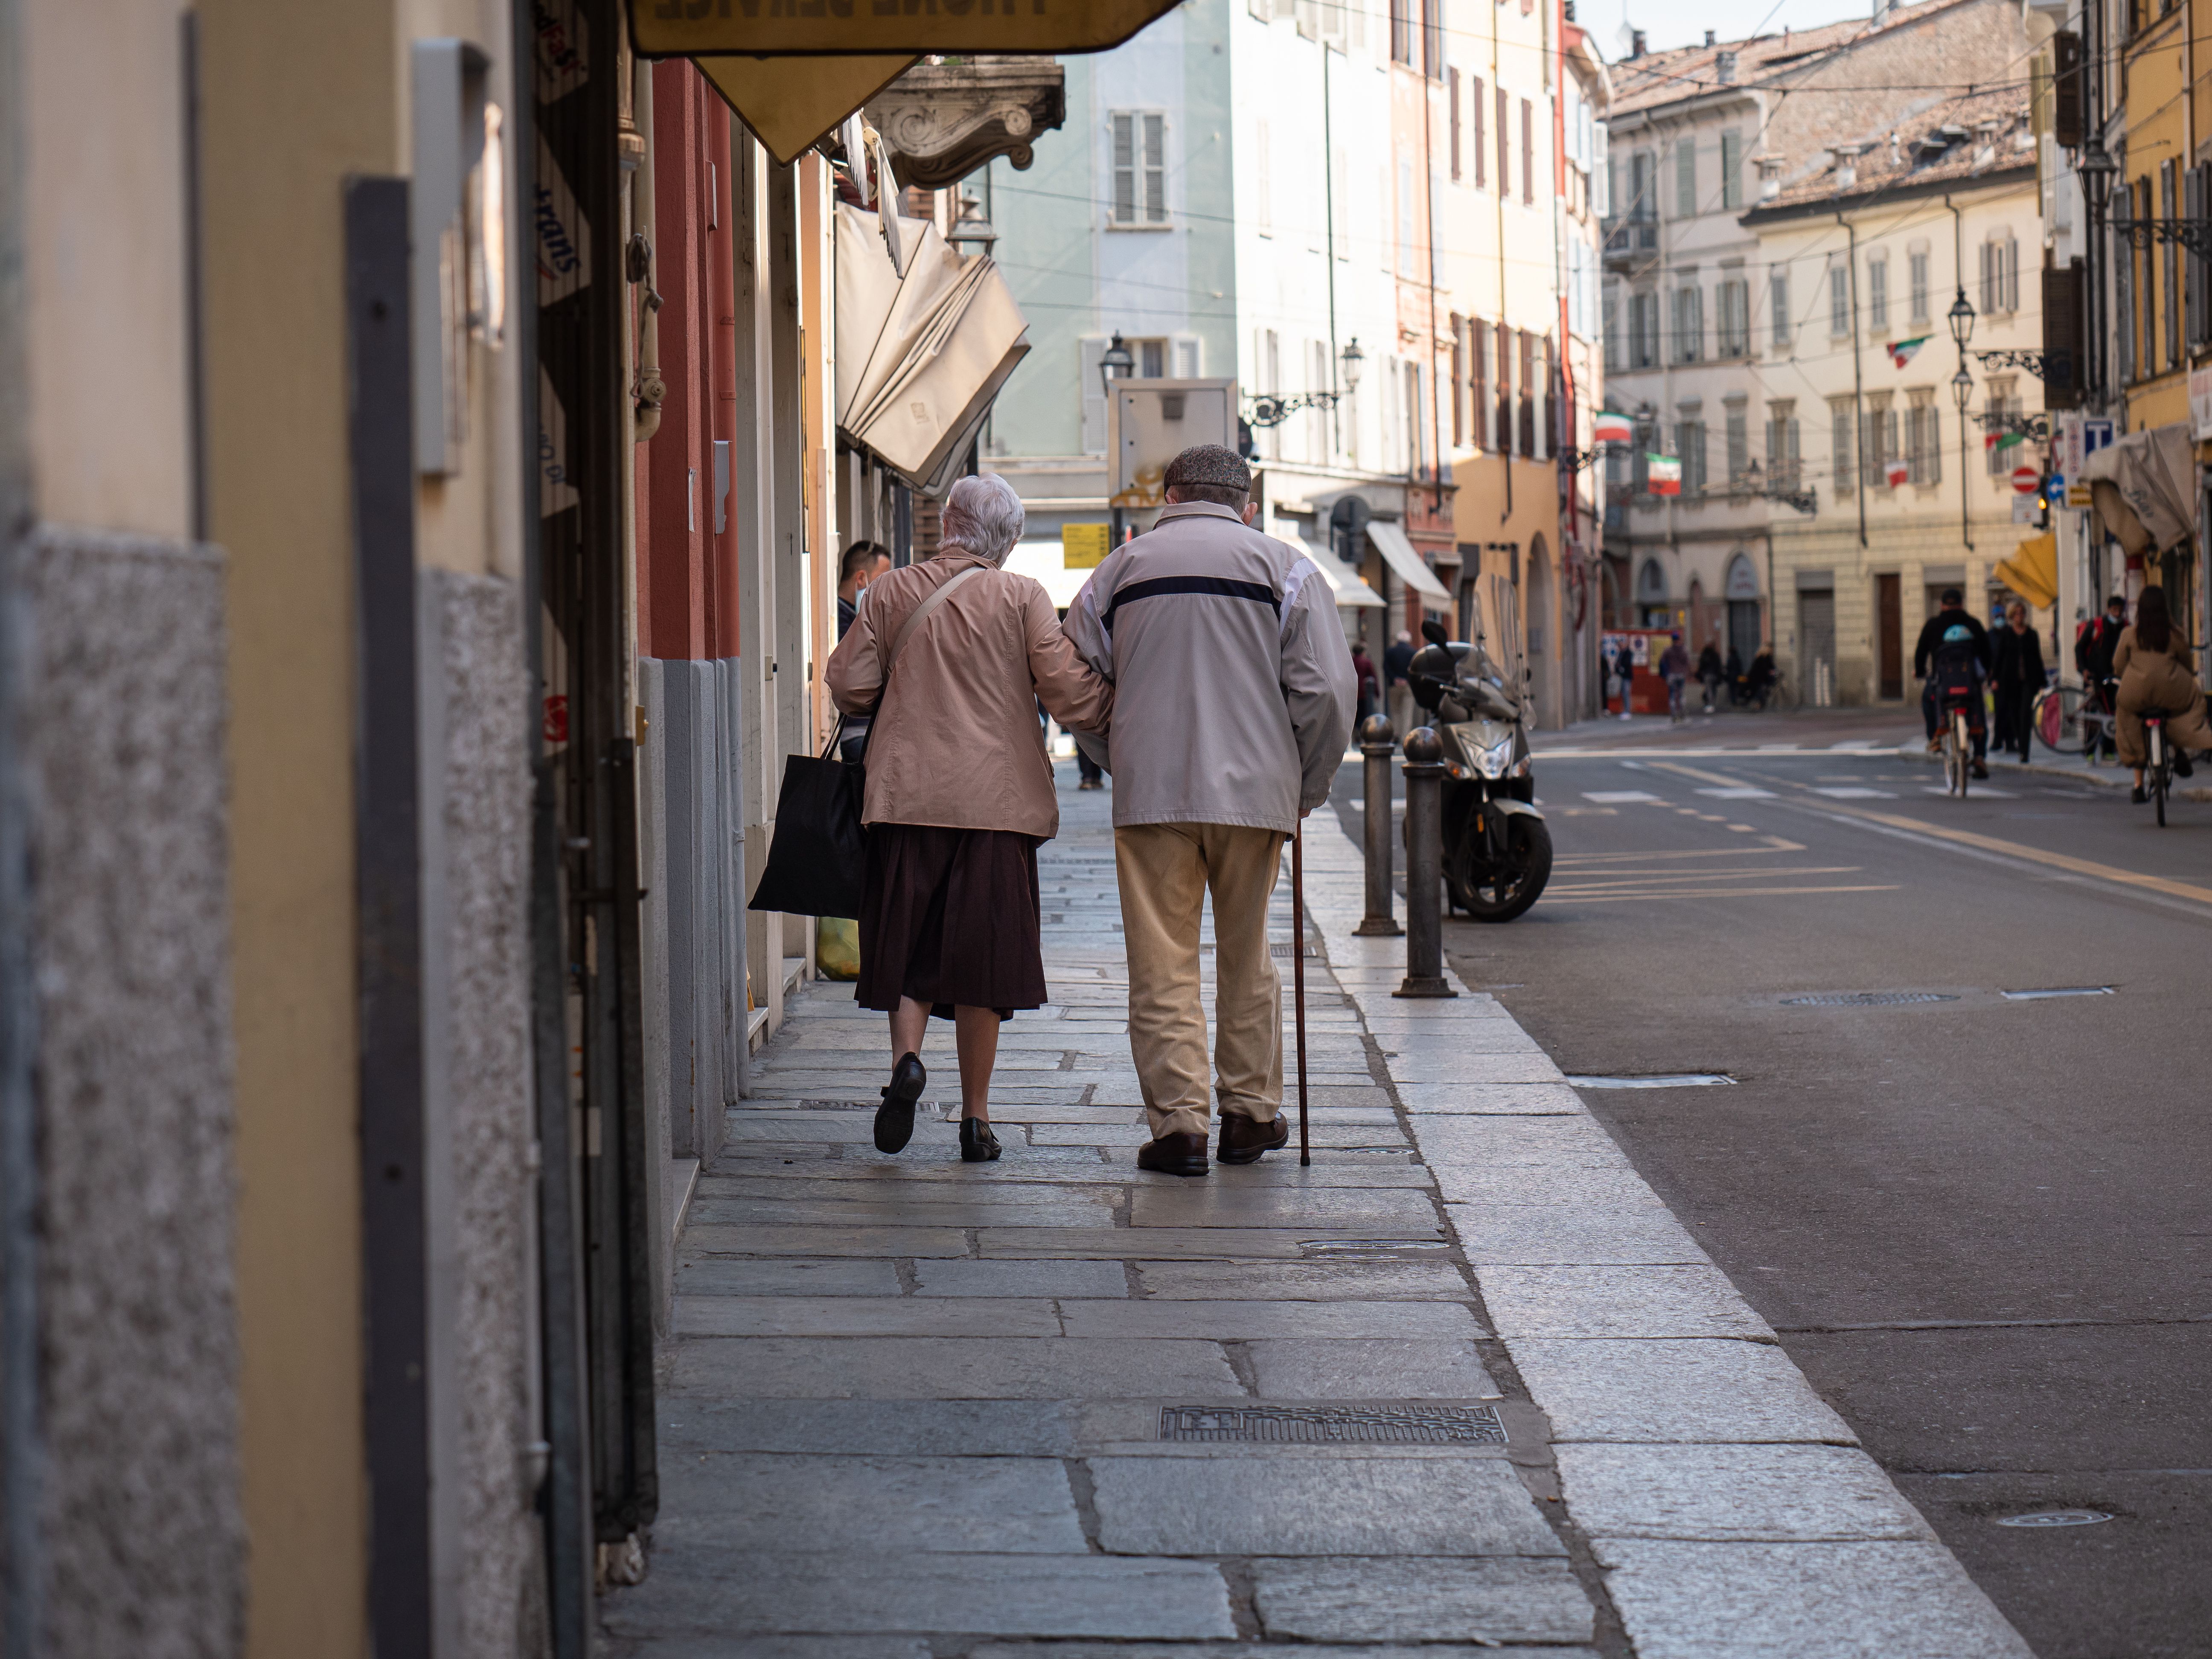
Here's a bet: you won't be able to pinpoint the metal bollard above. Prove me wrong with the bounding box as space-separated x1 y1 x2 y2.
1394 726 1455 999
1353 714 1402 937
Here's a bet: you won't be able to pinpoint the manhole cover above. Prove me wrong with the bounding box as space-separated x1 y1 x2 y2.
1997 1510 2113 1528
1779 992 1959 1007
1160 1404 1505 1444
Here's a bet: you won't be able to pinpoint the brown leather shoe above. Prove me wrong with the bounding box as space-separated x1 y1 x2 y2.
1136 1131 1209 1177
1217 1112 1290 1165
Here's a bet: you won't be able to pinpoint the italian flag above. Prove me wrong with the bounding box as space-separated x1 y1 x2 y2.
1889 336 1929 369
1647 454 1682 496
1985 430 2026 454
1592 410 1634 444
1884 457 1910 487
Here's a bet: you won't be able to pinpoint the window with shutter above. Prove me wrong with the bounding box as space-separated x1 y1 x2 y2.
1829 396 1856 493
1522 99 1534 202
1109 112 1170 227
1720 130 1741 210
1449 69 1461 179
1675 285 1703 362
1602 288 1618 372
1830 265 1850 337
1498 89 1511 201
1909 247 1930 321
1472 79 1486 188
1868 258 1887 330
1725 406 1748 484
1080 337 1109 454
2162 162 2180 367
1770 267 1790 349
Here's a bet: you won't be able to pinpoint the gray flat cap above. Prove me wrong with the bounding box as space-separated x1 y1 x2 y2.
1163 444 1251 491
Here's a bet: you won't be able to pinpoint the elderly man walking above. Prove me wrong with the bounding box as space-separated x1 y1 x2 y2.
1067 445 1356 1176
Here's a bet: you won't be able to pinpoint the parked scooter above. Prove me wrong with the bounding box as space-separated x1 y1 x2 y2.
1405 617 1553 922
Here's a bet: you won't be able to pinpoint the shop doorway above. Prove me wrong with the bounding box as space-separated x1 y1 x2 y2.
1801 588 1837 707
1876 573 1903 699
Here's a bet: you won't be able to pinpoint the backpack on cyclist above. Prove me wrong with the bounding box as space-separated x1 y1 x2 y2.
1930 623 1981 700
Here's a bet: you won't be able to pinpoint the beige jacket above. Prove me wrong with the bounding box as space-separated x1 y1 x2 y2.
826 550 1113 838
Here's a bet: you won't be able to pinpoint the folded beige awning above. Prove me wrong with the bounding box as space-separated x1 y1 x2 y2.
1295 539 1386 609
2080 420 2194 557
693 55 916 166
1365 520 1452 602
834 204 1030 493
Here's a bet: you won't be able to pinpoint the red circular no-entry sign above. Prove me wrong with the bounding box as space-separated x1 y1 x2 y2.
2011 465 2042 495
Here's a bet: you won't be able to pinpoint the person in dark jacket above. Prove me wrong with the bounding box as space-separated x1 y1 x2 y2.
2075 594 2128 760
1351 644 1381 727
1696 642 1725 713
1914 587 1991 776
1990 600 2046 760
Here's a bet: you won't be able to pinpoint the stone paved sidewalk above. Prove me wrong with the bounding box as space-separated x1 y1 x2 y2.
603 765 2033 1659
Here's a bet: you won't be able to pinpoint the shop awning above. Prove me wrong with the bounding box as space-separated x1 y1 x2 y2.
2080 420 2194 557
1295 540 1386 609
692 55 916 166
634 0 1185 60
1993 532 2058 610
834 204 1030 494
1365 520 1452 602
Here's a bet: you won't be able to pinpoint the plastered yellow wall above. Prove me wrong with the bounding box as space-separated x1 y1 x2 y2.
200 0 394 1650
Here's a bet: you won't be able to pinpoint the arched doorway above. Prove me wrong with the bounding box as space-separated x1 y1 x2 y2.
1526 534 1556 729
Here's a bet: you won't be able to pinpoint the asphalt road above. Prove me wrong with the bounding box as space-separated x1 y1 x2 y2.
1330 710 2212 1659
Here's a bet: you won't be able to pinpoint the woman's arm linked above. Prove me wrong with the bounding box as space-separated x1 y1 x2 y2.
1024 587 1112 734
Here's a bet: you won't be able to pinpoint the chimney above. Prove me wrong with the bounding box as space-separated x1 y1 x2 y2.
1631 28 1647 57
1889 131 1901 166
1717 49 1737 82
1832 144 1862 187
1704 28 1716 45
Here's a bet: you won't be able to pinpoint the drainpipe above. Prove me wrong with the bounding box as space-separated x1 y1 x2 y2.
1839 210 1866 549
0 0 40 1645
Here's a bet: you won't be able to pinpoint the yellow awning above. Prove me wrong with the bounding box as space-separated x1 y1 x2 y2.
693 53 915 165
636 0 1184 59
1993 532 2058 610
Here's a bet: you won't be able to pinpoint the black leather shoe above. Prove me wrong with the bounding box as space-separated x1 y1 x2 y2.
1136 1131 1209 1177
960 1118 1001 1162
2131 784 2150 804
1970 760 1990 780
1217 1112 1290 1165
2175 751 2195 778
875 1052 926 1154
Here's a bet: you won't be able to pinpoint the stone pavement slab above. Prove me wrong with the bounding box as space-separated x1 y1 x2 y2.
608 768 2029 1656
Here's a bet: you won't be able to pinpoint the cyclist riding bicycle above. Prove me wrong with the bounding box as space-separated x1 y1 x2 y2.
2113 584 2212 804
1914 587 1990 780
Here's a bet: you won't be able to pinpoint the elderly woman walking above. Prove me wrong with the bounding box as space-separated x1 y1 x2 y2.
826 474 1113 1162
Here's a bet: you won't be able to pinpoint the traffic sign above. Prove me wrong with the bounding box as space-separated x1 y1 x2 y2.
2011 464 2041 495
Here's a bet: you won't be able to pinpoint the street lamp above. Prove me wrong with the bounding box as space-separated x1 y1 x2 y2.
1339 337 1365 393
1099 332 1134 401
1947 288 1976 351
947 193 998 259
2077 141 2119 209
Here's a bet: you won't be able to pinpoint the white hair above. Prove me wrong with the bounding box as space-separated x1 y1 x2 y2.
937 473 1026 566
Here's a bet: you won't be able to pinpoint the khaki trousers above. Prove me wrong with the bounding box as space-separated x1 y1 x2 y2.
1115 822 1286 1138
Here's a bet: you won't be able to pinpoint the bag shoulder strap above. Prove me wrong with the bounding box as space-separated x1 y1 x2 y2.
884 562 986 677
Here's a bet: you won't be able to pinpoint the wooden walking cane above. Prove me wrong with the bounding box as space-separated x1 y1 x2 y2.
1293 824 1310 1166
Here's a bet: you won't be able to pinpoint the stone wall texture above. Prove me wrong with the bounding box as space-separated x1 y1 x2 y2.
24 524 242 1657
428 568 543 1659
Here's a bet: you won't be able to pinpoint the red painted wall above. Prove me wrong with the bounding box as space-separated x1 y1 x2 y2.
637 62 739 664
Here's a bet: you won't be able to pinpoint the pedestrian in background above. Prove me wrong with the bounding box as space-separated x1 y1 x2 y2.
1659 632 1691 725
1384 629 1416 744
2076 593 2128 760
835 540 893 760
1697 640 1724 714
1066 445 1354 1178
1991 600 2045 761
1612 639 1637 719
1351 642 1381 728
826 474 1114 1164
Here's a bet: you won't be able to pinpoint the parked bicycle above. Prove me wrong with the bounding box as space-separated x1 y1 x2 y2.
2032 677 2119 762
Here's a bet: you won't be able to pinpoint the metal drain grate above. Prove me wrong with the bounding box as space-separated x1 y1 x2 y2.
1780 991 1959 1007
1160 1404 1505 1444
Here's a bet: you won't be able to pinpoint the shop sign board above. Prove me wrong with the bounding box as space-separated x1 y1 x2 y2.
634 0 1186 58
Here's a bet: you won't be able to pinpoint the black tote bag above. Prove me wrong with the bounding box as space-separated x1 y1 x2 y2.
747 718 870 920
748 565 983 922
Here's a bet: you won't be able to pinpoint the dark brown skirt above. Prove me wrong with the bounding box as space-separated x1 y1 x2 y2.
855 822 1045 1021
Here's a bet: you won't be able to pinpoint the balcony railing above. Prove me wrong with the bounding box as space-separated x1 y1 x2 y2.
1601 215 1659 269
